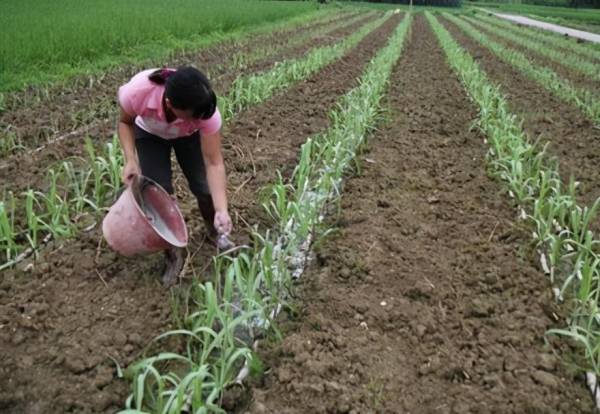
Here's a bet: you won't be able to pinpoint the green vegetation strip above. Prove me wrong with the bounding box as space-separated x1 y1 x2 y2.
428 10 600 397
0 9 350 112
120 13 412 414
0 14 388 268
0 11 370 156
0 0 325 93
444 13 600 125
471 12 600 62
463 15 600 81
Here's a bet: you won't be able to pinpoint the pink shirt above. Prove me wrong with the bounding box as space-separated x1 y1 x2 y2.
118 69 222 139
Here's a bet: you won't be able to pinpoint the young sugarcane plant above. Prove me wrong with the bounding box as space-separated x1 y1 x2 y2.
0 195 18 262
23 189 41 250
0 129 24 155
84 136 123 209
34 168 75 239
60 161 96 215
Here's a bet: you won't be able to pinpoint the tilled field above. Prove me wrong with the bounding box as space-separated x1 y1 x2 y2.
1 8 598 414
441 17 600 213
240 15 594 414
0 12 402 414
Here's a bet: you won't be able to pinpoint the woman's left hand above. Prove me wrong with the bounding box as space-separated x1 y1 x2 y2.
214 210 232 235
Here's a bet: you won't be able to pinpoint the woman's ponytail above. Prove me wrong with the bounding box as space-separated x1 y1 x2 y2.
148 68 176 85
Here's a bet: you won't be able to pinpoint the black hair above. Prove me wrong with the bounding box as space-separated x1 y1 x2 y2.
148 66 217 120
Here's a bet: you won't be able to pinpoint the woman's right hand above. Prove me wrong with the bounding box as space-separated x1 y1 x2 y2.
122 159 141 186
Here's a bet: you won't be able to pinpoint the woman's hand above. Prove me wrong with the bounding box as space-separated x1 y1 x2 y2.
122 159 140 186
214 210 232 235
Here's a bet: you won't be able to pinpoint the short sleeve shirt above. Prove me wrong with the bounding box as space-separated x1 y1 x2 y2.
118 68 222 139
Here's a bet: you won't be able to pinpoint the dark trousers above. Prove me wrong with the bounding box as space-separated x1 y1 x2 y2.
134 124 216 232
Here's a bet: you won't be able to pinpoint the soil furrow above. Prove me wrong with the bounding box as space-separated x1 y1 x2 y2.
0 14 403 414
239 14 594 414
440 17 600 211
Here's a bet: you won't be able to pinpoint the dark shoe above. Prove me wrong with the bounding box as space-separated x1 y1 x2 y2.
162 247 185 287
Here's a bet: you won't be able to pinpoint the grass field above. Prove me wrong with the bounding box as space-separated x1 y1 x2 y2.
2 3 600 414
0 0 321 93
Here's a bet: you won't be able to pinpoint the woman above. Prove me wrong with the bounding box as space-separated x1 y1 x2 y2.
117 66 233 285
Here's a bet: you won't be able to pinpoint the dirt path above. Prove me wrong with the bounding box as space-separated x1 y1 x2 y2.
477 16 600 64
0 15 403 414
491 12 600 44
467 17 600 93
440 17 600 214
240 14 594 414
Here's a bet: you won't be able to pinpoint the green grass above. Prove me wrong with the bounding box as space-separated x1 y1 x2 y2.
0 0 323 93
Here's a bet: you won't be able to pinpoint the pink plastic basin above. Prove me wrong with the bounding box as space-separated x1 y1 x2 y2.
102 176 188 256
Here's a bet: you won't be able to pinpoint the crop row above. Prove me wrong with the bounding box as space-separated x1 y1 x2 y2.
119 12 412 414
429 10 600 400
472 12 600 63
445 13 600 125
464 14 600 81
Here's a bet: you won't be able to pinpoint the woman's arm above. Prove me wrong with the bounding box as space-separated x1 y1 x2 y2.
200 130 232 234
117 106 140 184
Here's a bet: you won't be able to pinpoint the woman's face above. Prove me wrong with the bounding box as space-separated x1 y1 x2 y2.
165 99 195 121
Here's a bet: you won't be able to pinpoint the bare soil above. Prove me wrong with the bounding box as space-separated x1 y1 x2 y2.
238 15 595 414
442 18 600 213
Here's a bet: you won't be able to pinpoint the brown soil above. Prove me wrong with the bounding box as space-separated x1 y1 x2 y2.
0 14 403 414
441 18 600 211
468 17 600 94
0 12 378 197
239 15 595 414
